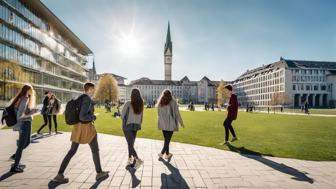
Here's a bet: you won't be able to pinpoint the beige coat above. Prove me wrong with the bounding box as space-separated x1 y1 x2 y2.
70 122 97 144
158 100 184 131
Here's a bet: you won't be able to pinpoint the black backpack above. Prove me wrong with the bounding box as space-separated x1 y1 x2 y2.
64 95 85 125
1 106 17 127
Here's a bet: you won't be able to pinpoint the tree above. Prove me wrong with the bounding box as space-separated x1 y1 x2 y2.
0 61 23 100
216 80 228 108
94 74 119 103
269 92 292 113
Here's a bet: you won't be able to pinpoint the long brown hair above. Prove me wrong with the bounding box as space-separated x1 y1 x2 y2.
131 88 144 114
10 84 36 108
157 89 173 107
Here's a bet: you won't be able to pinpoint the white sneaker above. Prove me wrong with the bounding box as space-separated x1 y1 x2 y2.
231 137 239 142
158 153 164 159
134 158 144 169
127 157 133 165
165 153 173 160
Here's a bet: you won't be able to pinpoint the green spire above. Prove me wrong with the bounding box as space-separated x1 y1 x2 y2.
166 21 171 43
164 21 172 53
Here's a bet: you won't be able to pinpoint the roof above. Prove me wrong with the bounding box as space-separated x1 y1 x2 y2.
131 77 182 86
23 0 93 55
98 73 127 80
130 77 228 87
235 57 336 81
283 59 336 69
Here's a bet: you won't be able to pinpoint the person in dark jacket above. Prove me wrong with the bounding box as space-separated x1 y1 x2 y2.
52 82 109 184
37 91 51 134
221 85 239 145
47 94 61 134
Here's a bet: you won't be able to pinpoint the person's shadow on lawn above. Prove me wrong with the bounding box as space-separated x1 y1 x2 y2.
228 144 314 183
125 165 141 188
159 158 189 189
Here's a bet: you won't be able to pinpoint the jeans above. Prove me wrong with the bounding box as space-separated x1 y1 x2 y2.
38 114 57 133
48 115 57 132
37 114 48 133
58 135 102 174
123 129 138 159
161 131 174 154
224 118 236 142
13 121 32 167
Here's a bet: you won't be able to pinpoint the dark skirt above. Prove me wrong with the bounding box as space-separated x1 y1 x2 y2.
123 123 141 131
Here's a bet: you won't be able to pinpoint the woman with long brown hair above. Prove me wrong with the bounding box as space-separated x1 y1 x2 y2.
121 88 144 169
157 89 184 160
9 84 38 173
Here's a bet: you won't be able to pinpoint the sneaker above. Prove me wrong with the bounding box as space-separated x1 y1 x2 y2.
134 158 144 169
52 174 69 183
10 166 24 173
158 153 164 159
11 162 26 169
9 154 15 161
231 137 239 142
127 157 133 165
96 171 109 181
165 153 173 160
220 141 230 145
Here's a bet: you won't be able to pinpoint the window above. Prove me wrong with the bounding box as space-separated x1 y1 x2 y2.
321 85 326 91
293 85 296 90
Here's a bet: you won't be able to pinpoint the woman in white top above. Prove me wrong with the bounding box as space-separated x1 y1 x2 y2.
121 88 144 169
9 84 37 173
157 89 184 160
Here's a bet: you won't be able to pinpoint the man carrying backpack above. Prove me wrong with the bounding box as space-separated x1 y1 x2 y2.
52 82 109 183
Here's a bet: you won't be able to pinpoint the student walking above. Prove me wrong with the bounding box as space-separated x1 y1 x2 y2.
221 85 239 145
157 90 184 160
52 82 109 183
47 94 61 134
121 88 144 169
10 85 38 173
37 91 51 134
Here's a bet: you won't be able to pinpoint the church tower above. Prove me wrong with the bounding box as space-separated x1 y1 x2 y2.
164 22 172 80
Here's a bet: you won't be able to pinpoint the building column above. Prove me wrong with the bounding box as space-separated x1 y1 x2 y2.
312 94 316 107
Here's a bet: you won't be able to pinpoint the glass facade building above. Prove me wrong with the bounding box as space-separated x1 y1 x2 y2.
0 0 92 104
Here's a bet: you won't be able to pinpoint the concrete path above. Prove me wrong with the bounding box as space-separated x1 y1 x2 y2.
0 130 335 189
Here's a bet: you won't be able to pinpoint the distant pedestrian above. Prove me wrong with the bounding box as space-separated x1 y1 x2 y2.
37 91 51 134
221 85 238 145
304 101 310 114
9 85 39 173
52 82 109 184
47 94 61 134
121 88 144 169
157 90 185 160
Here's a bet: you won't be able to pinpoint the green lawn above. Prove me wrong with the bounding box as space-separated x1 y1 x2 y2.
10 108 336 161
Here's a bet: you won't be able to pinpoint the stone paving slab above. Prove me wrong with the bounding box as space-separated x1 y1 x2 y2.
0 130 336 189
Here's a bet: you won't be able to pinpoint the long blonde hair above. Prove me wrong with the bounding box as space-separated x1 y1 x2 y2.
10 85 36 109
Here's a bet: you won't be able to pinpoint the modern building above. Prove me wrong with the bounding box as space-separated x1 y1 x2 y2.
0 0 92 104
233 57 336 108
127 22 230 104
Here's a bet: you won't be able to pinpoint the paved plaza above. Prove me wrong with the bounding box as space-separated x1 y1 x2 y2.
0 130 335 189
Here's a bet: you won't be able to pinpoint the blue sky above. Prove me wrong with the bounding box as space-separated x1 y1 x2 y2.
42 0 336 82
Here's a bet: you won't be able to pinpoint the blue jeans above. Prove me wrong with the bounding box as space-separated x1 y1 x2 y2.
14 121 32 167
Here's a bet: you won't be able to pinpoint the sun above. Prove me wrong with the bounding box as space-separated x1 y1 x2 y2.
119 34 140 56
